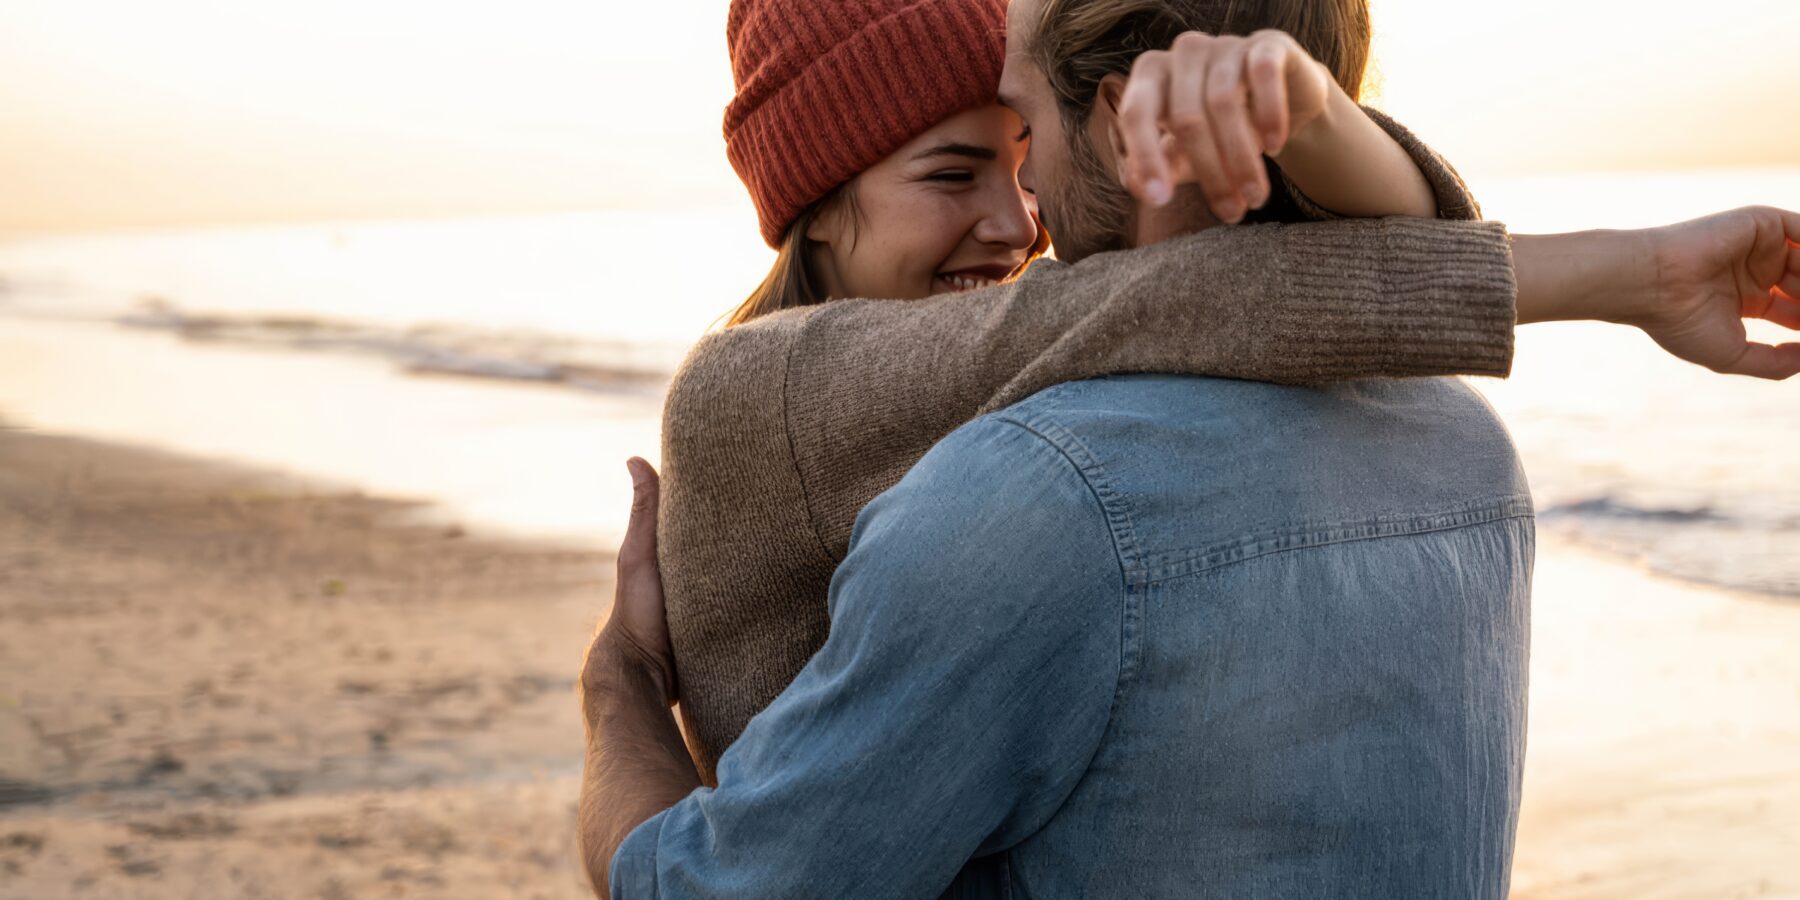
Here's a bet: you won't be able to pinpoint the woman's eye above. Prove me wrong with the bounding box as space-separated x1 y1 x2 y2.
925 170 975 183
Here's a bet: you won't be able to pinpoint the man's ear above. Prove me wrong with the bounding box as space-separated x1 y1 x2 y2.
1094 73 1133 188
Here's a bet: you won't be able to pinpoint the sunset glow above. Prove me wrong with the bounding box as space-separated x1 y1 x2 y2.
0 0 1795 234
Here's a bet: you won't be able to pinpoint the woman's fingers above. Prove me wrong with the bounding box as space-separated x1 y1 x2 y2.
1779 206 1800 245
1120 51 1175 205
1781 245 1800 299
1763 290 1800 331
1245 35 1291 156
1723 342 1800 381
1164 36 1231 213
1201 40 1263 221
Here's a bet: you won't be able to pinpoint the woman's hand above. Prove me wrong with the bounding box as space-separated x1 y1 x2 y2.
1636 206 1800 380
1118 29 1332 222
1517 205 1800 380
583 457 678 706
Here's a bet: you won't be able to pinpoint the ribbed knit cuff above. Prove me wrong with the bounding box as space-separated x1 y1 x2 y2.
1269 218 1518 380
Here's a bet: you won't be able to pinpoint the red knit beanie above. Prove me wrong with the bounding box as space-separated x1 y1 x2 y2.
725 0 1009 247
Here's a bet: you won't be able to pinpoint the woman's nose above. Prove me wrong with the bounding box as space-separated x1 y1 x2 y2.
974 186 1041 251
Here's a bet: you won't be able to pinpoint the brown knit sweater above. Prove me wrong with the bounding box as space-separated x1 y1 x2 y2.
658 111 1519 782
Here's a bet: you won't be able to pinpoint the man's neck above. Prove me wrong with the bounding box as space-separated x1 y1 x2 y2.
1127 186 1222 249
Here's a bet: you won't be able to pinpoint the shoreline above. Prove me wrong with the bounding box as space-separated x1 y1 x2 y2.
0 315 663 548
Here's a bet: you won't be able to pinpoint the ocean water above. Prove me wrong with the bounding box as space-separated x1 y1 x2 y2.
2 169 1798 594
0 206 777 376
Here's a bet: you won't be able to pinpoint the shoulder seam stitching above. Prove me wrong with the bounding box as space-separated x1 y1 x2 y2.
981 412 1140 850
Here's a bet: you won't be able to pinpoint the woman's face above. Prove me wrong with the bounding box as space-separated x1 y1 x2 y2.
805 104 1043 300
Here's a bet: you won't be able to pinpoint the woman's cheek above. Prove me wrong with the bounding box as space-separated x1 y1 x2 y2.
920 196 977 279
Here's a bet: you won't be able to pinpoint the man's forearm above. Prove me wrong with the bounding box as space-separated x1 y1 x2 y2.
1511 229 1660 326
578 640 703 897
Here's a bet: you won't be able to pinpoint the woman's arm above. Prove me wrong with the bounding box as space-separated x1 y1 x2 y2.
1512 206 1800 380
778 216 1514 553
1118 30 1444 223
1273 82 1438 219
1279 105 1481 222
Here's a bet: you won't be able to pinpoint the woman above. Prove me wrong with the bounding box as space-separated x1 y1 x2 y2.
600 0 1795 790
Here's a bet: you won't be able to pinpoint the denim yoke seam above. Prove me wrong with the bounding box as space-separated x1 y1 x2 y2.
1136 495 1537 587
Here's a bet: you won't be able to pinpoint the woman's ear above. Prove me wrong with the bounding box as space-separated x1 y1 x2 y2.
1094 73 1133 189
805 196 845 247
805 181 864 256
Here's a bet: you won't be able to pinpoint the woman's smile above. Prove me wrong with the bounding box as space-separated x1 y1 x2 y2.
933 262 1021 294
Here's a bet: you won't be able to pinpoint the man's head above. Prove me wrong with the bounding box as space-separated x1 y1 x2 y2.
1000 0 1372 262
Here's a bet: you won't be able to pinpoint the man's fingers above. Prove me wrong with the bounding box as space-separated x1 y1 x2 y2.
618 457 660 569
1723 341 1800 381
1120 52 1174 205
1244 38 1289 155
1202 41 1263 220
1782 245 1800 297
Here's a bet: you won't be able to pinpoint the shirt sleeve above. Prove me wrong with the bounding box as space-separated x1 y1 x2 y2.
613 414 1127 899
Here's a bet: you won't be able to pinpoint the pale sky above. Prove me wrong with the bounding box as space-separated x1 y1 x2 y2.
0 0 1795 235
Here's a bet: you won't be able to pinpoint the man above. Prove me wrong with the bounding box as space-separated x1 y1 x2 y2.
579 1 1800 896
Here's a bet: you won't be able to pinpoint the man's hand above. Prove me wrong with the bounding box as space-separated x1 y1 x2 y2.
583 456 677 706
1118 30 1332 221
1635 206 1800 380
578 457 699 897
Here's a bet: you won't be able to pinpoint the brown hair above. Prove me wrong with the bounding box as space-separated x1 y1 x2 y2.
723 187 858 329
1028 0 1372 121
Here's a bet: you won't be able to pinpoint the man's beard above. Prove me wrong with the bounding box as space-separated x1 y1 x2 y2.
1040 124 1132 264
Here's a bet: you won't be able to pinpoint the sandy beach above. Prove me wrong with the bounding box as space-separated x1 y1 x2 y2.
1 427 1795 898
0 319 1796 899
1510 546 1800 898
0 429 609 898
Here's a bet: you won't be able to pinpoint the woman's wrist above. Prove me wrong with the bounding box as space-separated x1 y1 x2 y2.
1511 229 1660 326
1272 66 1346 164
1270 76 1436 219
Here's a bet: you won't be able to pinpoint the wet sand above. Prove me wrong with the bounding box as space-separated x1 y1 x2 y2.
0 428 610 898
2 428 1797 898
1510 544 1800 898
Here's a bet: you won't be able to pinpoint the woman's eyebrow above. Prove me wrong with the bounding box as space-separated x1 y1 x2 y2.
911 143 998 162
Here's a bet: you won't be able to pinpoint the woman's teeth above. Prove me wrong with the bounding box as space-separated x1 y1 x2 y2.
940 273 996 292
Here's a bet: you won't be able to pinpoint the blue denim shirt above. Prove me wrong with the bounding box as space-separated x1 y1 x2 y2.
613 374 1535 899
